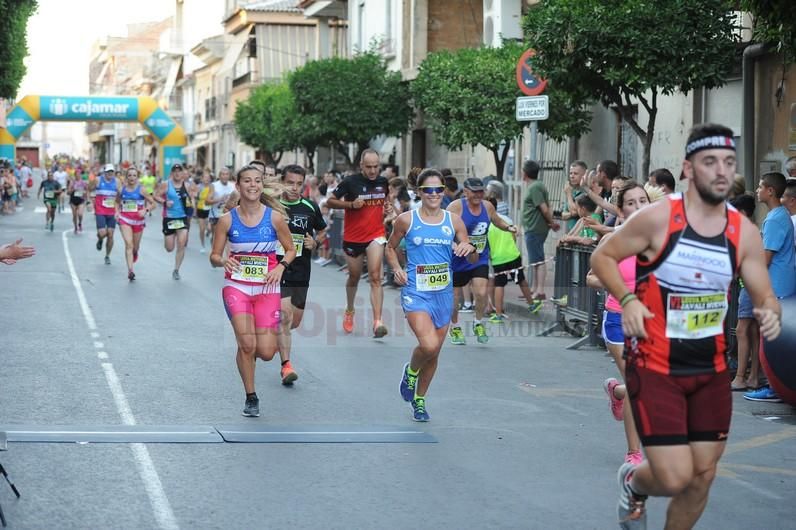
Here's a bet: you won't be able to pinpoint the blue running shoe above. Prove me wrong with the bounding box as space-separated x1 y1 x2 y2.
412 397 429 422
399 362 417 402
743 385 783 403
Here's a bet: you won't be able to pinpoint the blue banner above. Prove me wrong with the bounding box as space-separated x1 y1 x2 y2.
162 146 185 175
39 96 139 121
143 107 177 140
0 145 15 162
5 106 35 138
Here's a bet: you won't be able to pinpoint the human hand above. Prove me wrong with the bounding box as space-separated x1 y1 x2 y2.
393 269 408 286
304 234 316 251
223 255 240 275
352 198 365 209
621 299 654 338
754 307 781 341
265 263 285 285
0 238 36 264
453 241 474 258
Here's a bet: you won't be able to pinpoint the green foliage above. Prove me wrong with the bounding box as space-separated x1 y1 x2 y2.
412 42 591 178
289 53 413 164
234 82 293 164
0 0 38 99
523 0 738 175
742 0 796 59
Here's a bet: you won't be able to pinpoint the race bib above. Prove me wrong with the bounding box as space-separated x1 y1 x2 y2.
44 190 55 199
73 190 84 197
102 197 116 209
276 233 305 257
167 219 185 230
471 234 487 253
665 292 728 340
231 254 268 283
416 263 450 292
122 200 139 213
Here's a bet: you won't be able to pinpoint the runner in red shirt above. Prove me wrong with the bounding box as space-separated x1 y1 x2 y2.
592 123 781 529
326 149 390 336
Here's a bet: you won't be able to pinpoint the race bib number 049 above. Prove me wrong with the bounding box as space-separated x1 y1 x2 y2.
416 263 450 292
231 255 269 283
665 292 727 340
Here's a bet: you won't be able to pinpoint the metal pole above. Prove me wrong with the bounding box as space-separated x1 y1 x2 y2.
529 121 539 161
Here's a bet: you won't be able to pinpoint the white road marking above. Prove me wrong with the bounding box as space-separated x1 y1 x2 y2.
93 341 104 349
34 206 46 213
97 351 108 359
62 230 178 530
91 332 100 339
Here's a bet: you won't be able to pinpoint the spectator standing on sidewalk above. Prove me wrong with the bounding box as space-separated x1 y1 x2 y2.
780 180 796 248
741 172 796 402
563 161 588 231
520 160 559 312
647 168 675 194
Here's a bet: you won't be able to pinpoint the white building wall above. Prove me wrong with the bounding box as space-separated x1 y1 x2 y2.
348 0 402 71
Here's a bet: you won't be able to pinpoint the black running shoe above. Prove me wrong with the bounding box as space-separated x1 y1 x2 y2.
242 396 260 417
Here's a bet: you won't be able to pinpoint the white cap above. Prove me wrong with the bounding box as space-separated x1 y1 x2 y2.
103 163 115 173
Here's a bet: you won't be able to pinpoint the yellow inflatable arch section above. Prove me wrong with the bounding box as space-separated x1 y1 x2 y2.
1 95 185 177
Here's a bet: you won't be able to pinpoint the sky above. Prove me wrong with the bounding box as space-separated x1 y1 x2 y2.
17 0 224 156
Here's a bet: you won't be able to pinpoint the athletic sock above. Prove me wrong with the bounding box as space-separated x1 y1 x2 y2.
246 392 257 400
473 319 482 326
281 360 290 366
407 365 419 377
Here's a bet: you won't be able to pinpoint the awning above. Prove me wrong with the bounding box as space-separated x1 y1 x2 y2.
220 26 253 74
304 0 346 18
181 142 210 155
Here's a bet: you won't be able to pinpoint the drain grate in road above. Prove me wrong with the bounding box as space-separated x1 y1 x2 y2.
0 425 436 444
751 412 796 426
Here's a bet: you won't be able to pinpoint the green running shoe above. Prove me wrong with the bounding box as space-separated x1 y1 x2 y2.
473 322 488 343
529 299 543 314
488 312 506 324
449 326 466 345
412 397 430 422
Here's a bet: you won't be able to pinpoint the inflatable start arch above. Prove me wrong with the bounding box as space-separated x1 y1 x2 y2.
0 95 185 177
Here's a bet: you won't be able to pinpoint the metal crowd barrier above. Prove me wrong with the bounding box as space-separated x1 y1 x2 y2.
327 210 347 267
539 244 604 350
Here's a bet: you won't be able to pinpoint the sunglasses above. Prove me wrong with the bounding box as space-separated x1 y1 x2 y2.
419 186 445 195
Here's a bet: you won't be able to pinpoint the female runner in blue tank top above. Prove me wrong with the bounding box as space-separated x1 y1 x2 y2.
386 169 476 421
209 164 297 417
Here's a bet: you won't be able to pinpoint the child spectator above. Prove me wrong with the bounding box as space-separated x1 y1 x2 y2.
559 194 602 247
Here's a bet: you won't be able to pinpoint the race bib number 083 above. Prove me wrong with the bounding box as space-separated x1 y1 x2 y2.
231 255 269 283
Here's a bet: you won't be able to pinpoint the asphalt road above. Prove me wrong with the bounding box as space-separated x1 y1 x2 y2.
1 200 794 529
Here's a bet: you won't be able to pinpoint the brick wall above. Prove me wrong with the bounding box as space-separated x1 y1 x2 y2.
428 0 483 52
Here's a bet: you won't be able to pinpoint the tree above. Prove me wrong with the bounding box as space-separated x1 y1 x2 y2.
524 0 738 177
742 0 796 59
0 0 38 99
234 82 292 165
289 53 413 167
412 42 591 179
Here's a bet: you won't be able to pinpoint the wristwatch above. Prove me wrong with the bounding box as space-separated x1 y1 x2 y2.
279 259 290 269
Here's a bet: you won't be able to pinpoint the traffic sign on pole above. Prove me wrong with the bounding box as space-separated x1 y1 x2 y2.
516 96 549 122
516 49 547 96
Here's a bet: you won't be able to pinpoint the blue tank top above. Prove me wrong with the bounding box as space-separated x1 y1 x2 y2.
165 180 186 218
120 185 146 217
405 210 454 295
225 207 279 287
452 198 490 272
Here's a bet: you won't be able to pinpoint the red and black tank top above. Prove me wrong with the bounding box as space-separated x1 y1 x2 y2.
631 194 741 376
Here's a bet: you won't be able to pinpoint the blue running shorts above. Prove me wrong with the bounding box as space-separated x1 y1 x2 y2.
401 289 453 329
602 310 624 345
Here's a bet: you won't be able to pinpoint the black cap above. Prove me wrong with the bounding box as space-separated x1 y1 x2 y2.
463 177 484 191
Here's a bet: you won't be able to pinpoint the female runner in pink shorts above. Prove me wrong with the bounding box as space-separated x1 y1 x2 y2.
209 164 296 417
